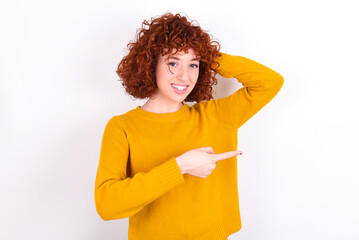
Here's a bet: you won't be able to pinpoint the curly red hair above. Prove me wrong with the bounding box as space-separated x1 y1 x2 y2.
116 12 221 102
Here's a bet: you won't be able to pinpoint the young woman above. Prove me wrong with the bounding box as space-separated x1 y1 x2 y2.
94 12 284 240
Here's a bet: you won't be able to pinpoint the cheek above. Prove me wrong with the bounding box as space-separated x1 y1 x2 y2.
192 70 200 82
156 67 173 86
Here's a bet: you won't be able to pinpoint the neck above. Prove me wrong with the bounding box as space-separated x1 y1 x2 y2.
141 99 184 114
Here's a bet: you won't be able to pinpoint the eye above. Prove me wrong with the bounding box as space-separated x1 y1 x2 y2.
168 62 177 67
190 64 199 68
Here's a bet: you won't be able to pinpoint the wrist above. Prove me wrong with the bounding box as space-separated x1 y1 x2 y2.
175 157 186 175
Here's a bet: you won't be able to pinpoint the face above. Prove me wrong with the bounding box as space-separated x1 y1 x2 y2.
153 48 200 105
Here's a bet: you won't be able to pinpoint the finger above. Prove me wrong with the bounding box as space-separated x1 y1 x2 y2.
213 150 242 162
201 146 215 154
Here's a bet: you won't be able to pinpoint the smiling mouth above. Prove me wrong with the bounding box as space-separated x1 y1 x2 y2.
171 84 189 90
171 84 189 93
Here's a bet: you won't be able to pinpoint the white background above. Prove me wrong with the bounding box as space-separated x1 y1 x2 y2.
1 0 358 239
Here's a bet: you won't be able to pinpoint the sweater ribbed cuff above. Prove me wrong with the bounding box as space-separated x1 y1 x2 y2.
154 157 185 193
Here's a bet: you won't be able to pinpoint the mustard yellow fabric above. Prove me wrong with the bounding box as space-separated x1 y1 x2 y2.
94 52 284 239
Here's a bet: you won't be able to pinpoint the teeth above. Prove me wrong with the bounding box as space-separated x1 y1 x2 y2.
172 84 187 90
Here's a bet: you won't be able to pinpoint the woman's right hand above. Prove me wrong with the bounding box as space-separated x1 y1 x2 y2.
175 147 243 178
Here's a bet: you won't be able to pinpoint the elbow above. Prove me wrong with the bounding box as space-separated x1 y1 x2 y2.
94 189 133 221
276 73 284 88
98 213 111 221
272 72 284 86
95 200 112 221
95 199 127 221
95 188 118 221
95 200 138 221
268 72 284 92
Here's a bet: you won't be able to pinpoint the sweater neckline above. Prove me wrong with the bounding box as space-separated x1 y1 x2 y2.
132 103 190 121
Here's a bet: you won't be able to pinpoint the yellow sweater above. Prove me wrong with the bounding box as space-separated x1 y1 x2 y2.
94 52 284 240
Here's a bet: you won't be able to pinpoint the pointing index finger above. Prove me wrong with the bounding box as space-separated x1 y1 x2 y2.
213 150 243 163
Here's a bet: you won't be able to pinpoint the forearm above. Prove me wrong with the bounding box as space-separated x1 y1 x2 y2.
213 52 284 90
95 157 185 220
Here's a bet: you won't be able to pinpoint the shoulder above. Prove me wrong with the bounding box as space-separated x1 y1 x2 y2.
104 108 137 130
189 99 221 120
188 97 235 129
190 98 221 113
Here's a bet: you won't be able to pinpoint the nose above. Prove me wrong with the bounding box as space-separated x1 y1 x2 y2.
176 65 189 83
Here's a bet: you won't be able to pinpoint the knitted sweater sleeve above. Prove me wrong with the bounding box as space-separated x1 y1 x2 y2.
94 117 185 220
208 52 284 129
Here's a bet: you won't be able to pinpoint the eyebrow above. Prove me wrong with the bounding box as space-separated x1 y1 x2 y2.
168 56 200 61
